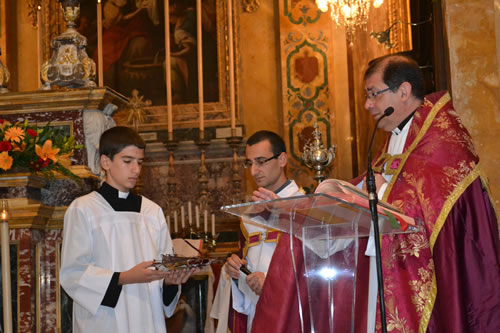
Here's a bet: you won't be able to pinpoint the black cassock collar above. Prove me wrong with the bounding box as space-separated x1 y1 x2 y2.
97 182 142 213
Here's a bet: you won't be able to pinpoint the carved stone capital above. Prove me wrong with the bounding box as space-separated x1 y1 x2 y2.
242 0 260 13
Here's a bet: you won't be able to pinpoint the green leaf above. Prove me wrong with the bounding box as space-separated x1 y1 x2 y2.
383 210 400 229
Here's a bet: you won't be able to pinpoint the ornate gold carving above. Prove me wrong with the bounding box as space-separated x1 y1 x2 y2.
0 53 10 93
127 89 152 131
27 0 42 28
41 0 96 89
242 0 260 13
61 2 80 28
0 87 128 115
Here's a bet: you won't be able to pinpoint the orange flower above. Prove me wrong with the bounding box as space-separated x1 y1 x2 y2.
4 126 25 143
0 151 13 171
12 142 26 152
57 153 73 168
35 140 60 162
0 120 11 131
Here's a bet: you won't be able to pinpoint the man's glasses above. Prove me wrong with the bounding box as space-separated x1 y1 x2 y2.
244 152 282 169
365 87 393 100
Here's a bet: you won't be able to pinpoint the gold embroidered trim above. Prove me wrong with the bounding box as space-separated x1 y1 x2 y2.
428 164 479 251
480 173 499 222
372 153 405 175
264 229 281 243
240 222 261 258
240 222 280 257
418 271 437 333
383 93 451 202
417 164 480 332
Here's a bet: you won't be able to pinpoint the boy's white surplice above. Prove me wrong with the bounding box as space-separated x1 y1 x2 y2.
60 191 180 333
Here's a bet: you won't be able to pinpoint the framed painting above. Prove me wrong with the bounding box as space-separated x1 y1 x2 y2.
72 0 239 131
36 120 74 137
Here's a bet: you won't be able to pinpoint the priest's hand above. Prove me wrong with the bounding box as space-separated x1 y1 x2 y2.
246 272 266 295
119 261 170 284
226 254 247 279
362 173 387 192
252 187 280 202
164 267 200 285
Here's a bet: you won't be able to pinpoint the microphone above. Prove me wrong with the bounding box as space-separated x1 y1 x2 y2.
365 106 393 333
367 106 394 179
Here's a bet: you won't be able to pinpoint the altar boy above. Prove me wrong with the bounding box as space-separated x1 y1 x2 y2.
60 126 197 332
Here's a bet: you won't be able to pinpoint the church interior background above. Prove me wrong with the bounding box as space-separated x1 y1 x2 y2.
0 0 498 332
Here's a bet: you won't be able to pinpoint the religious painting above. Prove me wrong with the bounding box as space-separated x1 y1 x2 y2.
75 0 234 130
36 121 73 137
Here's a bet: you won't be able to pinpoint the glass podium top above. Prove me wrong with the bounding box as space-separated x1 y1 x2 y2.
221 193 419 241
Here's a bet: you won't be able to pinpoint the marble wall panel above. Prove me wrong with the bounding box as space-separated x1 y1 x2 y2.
444 0 500 210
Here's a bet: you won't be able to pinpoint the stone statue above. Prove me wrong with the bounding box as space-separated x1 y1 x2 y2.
0 47 10 93
83 104 117 175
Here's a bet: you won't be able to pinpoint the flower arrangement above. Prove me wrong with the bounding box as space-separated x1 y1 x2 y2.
0 118 83 179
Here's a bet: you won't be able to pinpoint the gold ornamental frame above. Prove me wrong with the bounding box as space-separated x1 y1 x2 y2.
41 0 241 132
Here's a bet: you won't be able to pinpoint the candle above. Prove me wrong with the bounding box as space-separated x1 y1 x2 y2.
181 206 185 229
167 215 171 233
195 205 200 228
196 0 204 134
97 0 104 87
211 214 216 235
228 0 236 130
188 202 192 226
164 0 173 135
174 211 178 234
37 7 42 89
1 200 12 333
204 210 208 233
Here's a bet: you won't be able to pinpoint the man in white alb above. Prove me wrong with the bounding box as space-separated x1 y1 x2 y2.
211 130 301 333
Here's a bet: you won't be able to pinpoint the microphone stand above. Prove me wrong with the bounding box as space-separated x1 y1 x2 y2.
366 107 393 333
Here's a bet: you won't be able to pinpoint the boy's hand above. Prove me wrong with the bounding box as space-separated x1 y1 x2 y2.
226 254 247 279
119 261 168 285
164 267 200 285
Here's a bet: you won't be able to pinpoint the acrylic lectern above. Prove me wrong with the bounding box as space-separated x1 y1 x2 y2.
221 193 419 333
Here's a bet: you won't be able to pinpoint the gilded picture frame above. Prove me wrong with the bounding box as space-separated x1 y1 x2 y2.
43 0 240 132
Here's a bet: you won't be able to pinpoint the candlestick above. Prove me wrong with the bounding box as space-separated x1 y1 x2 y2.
174 211 178 234
37 7 42 89
228 0 236 130
211 214 215 235
204 210 208 233
188 202 192 226
164 0 173 134
195 205 200 228
166 215 171 233
197 0 204 132
181 206 185 229
1 200 12 333
97 0 103 87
